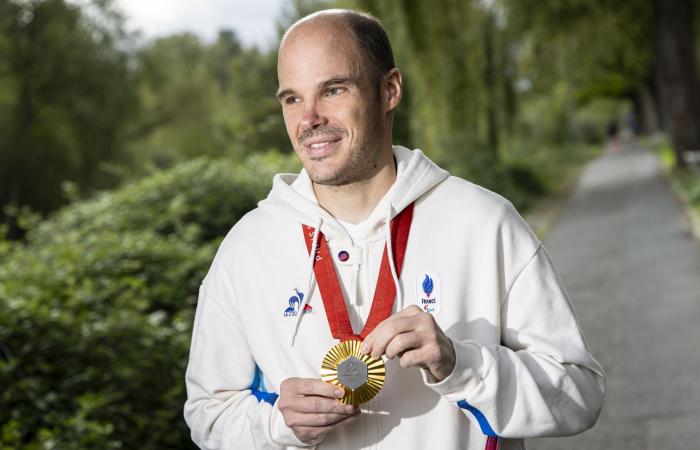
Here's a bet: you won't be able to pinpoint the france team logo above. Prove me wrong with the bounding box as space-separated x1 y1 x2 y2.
283 289 313 317
416 271 441 314
423 274 434 297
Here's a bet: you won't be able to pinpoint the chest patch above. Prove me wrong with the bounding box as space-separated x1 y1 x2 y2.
416 271 442 315
283 289 313 317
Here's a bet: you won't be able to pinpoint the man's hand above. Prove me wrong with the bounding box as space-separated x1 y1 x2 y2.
278 378 361 443
361 305 456 382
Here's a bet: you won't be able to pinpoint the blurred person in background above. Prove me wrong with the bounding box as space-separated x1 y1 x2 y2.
184 9 605 450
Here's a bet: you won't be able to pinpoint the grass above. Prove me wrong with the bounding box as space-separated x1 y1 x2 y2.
651 135 700 237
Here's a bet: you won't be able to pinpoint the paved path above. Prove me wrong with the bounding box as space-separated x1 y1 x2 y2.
525 142 700 449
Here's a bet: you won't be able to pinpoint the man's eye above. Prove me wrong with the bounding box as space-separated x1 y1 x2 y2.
284 96 300 105
326 87 345 96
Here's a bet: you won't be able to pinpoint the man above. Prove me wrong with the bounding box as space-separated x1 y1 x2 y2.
184 9 605 450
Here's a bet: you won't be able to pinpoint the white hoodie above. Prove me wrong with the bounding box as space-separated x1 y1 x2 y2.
184 146 605 450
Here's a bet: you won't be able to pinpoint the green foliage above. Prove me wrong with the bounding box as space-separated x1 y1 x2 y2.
349 0 491 162
0 1 294 233
127 30 290 172
1 0 642 229
29 151 299 244
505 0 651 97
687 176 700 206
652 135 700 213
0 151 299 449
0 0 136 222
129 33 222 165
336 0 609 212
654 135 678 170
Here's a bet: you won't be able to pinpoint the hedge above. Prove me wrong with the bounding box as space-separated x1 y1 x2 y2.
0 151 299 449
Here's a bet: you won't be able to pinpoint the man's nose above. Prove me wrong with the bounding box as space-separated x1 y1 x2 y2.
300 100 326 130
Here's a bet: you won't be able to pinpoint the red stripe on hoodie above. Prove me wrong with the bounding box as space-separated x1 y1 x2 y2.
485 436 498 450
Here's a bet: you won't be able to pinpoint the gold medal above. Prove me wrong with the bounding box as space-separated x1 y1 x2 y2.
321 340 385 405
307 204 413 406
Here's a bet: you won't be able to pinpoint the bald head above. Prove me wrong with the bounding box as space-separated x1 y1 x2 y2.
280 9 395 89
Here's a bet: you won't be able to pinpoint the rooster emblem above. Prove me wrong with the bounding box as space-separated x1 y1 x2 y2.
283 289 312 316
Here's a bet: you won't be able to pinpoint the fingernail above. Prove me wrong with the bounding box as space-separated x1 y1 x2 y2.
360 343 368 354
335 389 344 398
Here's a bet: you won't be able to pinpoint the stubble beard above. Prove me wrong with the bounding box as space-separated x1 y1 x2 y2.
306 111 385 187
310 138 382 187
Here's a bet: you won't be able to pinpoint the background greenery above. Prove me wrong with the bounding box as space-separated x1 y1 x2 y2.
2 0 699 448
0 151 298 449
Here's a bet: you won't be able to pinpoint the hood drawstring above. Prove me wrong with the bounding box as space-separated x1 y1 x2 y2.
291 207 403 345
385 204 403 311
349 263 361 306
291 217 322 346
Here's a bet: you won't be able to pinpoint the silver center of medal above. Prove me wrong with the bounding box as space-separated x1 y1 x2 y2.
337 356 369 390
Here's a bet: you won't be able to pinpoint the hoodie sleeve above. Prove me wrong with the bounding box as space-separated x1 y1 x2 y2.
183 282 321 449
424 239 605 438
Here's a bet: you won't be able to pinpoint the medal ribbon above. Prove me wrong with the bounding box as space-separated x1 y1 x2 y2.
302 203 414 341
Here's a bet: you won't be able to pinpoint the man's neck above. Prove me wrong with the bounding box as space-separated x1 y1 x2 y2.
313 155 397 225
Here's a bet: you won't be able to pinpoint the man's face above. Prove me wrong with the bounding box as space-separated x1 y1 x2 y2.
277 24 386 186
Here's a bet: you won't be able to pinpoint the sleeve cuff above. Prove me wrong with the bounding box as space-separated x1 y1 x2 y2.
270 401 325 448
422 339 484 401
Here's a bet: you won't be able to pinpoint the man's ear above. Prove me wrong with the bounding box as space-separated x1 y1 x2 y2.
383 68 403 113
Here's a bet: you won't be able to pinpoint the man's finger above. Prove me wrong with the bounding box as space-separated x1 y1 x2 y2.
288 395 357 415
283 378 345 399
399 305 423 316
397 348 426 369
287 410 359 428
364 315 421 359
362 306 424 355
384 331 421 359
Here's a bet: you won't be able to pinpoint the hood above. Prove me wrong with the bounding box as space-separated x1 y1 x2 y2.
258 146 449 241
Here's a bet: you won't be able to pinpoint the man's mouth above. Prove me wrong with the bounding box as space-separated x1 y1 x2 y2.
301 135 344 157
302 135 343 147
309 140 336 149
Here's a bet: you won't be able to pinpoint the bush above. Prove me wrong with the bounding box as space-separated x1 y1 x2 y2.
0 151 298 449
652 135 700 214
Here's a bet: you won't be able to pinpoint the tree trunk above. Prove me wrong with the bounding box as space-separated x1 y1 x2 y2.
653 0 700 167
634 84 660 135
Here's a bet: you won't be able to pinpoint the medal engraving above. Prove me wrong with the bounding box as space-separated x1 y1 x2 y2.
337 356 368 389
321 340 385 405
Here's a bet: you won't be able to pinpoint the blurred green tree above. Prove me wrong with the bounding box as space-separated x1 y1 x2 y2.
653 0 700 167
338 0 558 208
126 29 290 172
0 0 136 238
127 33 222 167
506 0 700 167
